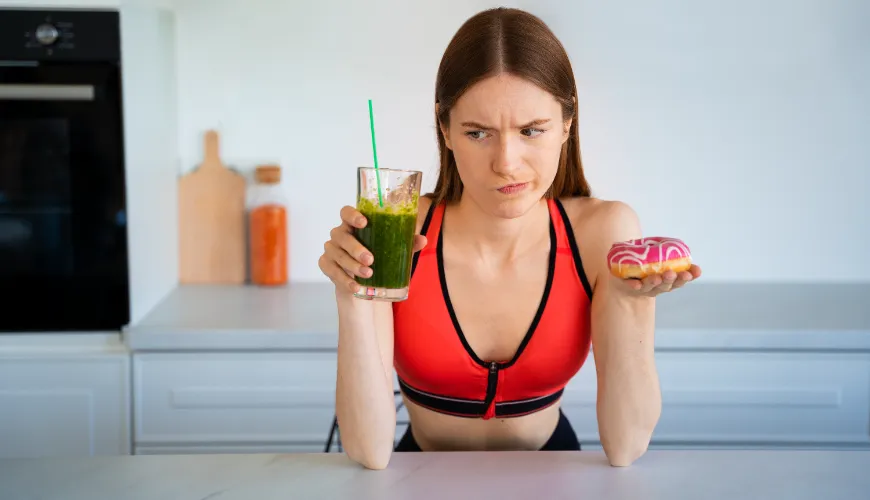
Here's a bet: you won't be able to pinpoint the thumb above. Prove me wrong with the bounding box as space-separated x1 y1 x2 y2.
413 234 428 253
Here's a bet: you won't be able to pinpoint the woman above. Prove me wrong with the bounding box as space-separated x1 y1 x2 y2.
318 7 701 470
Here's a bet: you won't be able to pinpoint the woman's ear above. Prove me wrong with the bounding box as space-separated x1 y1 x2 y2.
436 103 452 150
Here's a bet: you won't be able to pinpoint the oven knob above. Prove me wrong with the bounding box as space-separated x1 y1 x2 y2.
35 23 59 45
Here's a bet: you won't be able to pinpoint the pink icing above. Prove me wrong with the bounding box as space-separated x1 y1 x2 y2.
607 237 691 268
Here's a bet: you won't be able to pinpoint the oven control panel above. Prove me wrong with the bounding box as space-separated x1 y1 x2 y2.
0 9 120 62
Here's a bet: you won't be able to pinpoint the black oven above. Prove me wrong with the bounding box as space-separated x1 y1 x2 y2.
0 9 129 332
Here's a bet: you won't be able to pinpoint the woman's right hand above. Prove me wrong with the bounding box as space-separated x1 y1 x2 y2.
319 205 427 293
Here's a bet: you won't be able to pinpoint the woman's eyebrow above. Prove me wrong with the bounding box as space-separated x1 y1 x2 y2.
460 120 493 129
459 118 551 129
518 118 551 128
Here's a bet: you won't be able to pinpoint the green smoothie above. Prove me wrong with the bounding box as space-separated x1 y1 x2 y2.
354 196 418 290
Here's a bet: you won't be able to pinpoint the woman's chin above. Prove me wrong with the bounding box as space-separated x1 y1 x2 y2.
488 193 542 219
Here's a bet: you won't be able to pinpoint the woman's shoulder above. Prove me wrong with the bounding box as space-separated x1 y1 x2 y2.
557 196 644 279
557 196 642 240
416 194 436 233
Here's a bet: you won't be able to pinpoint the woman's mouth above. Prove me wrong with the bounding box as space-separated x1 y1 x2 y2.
497 182 528 195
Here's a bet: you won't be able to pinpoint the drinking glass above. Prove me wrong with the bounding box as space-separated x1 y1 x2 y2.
353 167 422 301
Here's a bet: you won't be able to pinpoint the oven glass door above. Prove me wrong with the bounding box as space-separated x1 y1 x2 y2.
0 63 128 331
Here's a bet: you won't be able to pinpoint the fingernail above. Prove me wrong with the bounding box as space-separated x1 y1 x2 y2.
362 253 373 264
356 217 366 227
361 267 372 277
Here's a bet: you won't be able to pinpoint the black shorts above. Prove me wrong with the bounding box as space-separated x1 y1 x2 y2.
394 408 581 452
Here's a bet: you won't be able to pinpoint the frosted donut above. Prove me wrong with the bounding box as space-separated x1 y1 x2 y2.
607 237 692 280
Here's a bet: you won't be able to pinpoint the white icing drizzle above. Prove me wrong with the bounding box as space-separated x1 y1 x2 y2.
608 237 691 275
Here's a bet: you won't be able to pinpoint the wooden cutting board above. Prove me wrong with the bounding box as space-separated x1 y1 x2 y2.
178 130 247 284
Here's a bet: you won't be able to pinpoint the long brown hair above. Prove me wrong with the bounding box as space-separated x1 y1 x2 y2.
430 7 591 205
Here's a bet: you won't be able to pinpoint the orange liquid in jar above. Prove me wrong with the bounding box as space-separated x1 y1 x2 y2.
249 204 288 285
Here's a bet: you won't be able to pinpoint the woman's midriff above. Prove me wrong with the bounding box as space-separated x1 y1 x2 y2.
402 395 563 451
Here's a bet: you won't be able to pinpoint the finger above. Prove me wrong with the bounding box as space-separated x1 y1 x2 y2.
325 241 372 279
412 235 428 253
689 264 702 279
640 274 662 293
656 270 677 293
622 278 643 291
671 271 694 289
322 257 362 293
339 206 367 228
330 226 374 266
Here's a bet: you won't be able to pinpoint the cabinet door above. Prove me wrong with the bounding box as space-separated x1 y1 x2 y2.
0 347 130 458
560 351 870 448
133 352 338 452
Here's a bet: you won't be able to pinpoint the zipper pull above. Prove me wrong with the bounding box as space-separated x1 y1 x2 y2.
483 362 499 420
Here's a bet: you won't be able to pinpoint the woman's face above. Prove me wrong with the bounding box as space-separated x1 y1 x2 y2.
441 73 571 219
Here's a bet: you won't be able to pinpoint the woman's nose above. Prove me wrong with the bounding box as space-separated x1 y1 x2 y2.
492 135 520 175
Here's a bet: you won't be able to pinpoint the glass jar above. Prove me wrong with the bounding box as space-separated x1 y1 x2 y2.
248 164 288 286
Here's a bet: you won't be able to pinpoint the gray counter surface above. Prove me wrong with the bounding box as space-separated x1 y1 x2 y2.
2 450 869 500
124 282 870 351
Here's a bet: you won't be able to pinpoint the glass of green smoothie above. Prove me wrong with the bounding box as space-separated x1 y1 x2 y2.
353 167 422 302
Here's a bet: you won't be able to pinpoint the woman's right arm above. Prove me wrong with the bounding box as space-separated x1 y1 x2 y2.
334 291 396 470
319 201 429 469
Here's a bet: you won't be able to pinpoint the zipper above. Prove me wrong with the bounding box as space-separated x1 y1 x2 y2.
482 361 499 420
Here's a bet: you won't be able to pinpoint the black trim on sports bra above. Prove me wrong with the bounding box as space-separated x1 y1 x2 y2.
398 377 564 419
554 199 594 301
410 199 437 279
437 206 557 370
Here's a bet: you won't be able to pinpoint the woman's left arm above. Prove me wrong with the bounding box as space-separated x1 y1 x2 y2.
583 201 700 467
592 272 659 466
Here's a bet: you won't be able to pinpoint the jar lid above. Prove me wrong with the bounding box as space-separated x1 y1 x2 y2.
255 164 281 184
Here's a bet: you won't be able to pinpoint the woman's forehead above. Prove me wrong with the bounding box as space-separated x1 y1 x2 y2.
452 74 561 124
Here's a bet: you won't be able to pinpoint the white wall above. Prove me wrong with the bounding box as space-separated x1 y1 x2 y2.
119 5 179 324
172 0 522 284
170 0 868 284
6 0 868 311
532 0 870 283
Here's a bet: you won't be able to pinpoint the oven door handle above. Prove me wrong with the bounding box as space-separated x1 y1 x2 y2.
0 84 94 101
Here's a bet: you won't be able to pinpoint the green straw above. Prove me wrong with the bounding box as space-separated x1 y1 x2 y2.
368 99 384 207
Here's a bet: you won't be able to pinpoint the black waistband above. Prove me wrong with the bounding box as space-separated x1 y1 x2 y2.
398 377 564 419
395 408 581 452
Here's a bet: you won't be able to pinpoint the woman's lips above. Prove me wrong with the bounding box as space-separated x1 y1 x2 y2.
497 182 528 194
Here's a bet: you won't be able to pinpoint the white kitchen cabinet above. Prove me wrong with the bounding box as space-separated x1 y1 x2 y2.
562 351 870 449
132 352 339 454
131 349 870 454
133 352 415 454
124 284 870 454
0 334 131 458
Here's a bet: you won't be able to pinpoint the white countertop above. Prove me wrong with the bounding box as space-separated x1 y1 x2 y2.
1 450 869 499
124 282 870 351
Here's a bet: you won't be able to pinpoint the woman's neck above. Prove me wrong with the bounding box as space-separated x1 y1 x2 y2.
447 195 550 263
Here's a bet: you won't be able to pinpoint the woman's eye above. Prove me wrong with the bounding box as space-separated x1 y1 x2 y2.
465 130 488 141
521 128 544 138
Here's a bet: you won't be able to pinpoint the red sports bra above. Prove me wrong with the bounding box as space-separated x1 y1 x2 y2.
392 198 594 420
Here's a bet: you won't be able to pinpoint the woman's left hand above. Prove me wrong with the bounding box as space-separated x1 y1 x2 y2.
615 265 702 297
